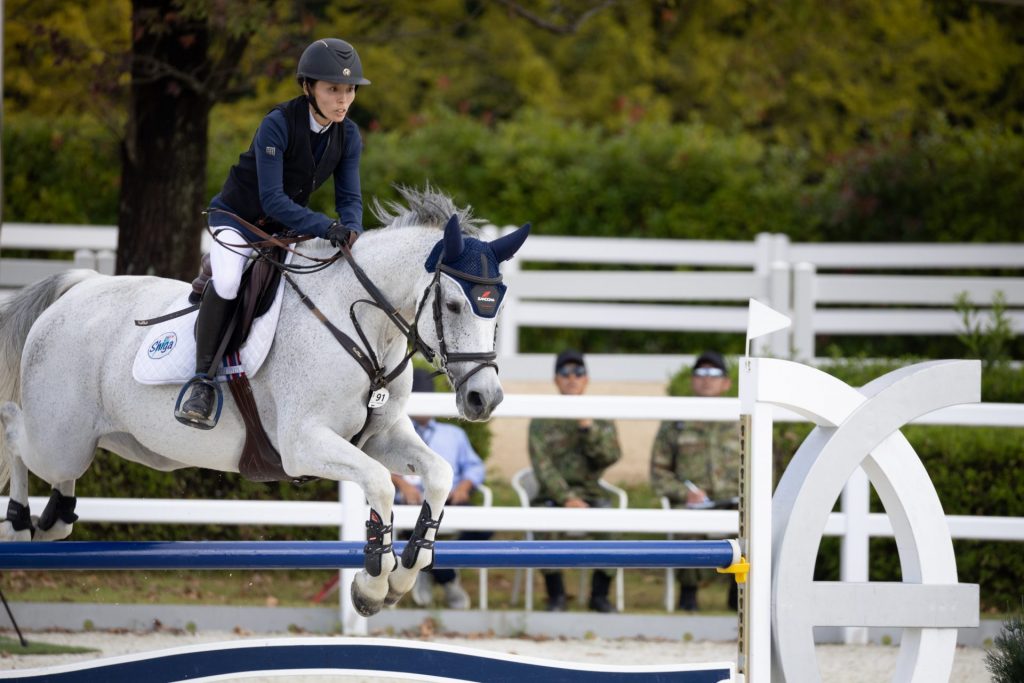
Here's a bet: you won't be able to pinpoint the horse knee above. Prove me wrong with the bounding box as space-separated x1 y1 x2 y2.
423 460 454 502
363 469 396 510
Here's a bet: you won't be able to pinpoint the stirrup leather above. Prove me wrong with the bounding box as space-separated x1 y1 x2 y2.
401 501 444 570
363 509 395 577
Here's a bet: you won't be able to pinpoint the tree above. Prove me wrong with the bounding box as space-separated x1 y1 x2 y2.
117 0 268 280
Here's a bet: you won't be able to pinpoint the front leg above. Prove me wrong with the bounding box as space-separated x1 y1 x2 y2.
362 419 454 606
279 422 398 617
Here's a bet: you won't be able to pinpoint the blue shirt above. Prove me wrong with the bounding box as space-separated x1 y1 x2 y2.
210 108 363 241
397 419 486 498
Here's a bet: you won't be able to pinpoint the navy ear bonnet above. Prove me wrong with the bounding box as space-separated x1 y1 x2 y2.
425 238 507 318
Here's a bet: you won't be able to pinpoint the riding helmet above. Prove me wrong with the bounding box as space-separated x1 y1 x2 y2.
297 38 371 85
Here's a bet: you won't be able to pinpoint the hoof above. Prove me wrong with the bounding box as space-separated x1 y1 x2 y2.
350 570 388 617
383 586 405 607
350 581 384 617
0 521 31 542
32 520 73 542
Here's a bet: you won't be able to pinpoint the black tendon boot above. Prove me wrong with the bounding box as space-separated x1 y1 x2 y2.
588 570 616 613
543 571 567 611
175 286 237 428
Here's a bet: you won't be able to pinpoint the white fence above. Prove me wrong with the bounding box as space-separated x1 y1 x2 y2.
2 223 1023 379
18 392 1024 630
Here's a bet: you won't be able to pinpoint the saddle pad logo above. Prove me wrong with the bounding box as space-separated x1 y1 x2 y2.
470 284 500 316
147 332 177 359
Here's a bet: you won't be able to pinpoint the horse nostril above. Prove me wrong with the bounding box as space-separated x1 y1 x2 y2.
467 391 484 411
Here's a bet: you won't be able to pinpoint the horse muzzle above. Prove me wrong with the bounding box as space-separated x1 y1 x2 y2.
455 372 503 421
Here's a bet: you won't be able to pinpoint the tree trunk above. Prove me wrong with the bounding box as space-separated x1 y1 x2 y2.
117 0 210 281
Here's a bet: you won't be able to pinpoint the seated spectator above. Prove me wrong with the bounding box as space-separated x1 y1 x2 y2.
393 368 491 609
527 349 622 613
651 350 740 612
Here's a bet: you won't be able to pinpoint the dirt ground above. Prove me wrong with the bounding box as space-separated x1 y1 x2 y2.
0 630 992 682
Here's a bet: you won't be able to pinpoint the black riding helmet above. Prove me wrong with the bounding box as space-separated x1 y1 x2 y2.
297 38 371 86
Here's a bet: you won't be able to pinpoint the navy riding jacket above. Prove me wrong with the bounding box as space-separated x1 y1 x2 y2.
209 95 364 242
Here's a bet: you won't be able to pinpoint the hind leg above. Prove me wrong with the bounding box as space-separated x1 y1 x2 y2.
0 403 34 541
33 481 78 541
1 401 96 541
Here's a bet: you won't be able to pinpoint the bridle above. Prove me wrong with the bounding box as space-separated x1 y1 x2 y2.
344 244 500 392
427 263 501 389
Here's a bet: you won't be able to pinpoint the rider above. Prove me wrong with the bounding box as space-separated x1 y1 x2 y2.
175 38 369 428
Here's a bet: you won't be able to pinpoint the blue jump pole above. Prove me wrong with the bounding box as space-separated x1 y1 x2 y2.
0 540 738 571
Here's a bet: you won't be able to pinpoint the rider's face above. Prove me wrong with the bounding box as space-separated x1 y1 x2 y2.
307 81 356 125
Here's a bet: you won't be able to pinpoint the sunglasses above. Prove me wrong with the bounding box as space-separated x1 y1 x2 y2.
557 366 587 378
693 366 726 378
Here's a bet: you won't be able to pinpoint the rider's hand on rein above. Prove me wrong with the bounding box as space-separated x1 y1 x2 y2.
326 221 358 248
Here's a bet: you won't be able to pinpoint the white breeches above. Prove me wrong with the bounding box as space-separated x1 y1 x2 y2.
208 228 253 300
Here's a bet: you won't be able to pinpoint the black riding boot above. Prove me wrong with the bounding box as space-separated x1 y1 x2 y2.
543 571 567 611
175 286 237 428
589 570 616 613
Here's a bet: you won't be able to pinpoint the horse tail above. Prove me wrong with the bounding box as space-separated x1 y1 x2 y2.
0 269 99 492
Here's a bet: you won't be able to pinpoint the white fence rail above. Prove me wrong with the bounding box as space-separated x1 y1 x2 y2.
2 223 1022 378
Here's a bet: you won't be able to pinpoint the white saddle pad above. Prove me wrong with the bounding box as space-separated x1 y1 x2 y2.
132 277 286 386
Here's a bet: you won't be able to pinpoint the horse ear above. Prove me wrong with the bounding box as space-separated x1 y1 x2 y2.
442 214 464 263
490 223 531 262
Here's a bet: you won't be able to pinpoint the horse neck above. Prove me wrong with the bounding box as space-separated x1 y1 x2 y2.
345 227 437 318
294 229 435 343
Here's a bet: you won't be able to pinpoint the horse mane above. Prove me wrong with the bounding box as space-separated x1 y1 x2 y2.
370 184 483 235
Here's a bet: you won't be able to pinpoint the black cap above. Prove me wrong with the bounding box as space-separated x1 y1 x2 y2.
555 349 586 373
693 351 727 372
412 368 435 393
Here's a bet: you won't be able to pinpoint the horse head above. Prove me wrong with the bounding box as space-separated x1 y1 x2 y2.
420 215 529 420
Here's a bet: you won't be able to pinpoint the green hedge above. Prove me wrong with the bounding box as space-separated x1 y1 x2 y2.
7 107 1022 247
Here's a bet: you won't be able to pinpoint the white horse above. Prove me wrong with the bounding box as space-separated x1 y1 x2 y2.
0 187 529 616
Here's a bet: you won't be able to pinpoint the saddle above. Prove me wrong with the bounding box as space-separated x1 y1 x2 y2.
190 248 298 484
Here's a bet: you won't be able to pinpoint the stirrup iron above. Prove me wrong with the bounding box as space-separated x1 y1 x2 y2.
173 374 224 429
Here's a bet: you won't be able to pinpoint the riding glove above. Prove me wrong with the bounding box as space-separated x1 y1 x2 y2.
326 221 359 247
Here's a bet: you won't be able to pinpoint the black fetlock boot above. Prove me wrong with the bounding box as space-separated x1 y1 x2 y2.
175 286 237 429
588 570 616 613
543 571 567 611
401 502 443 570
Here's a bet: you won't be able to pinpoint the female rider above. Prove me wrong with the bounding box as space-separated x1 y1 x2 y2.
175 38 368 428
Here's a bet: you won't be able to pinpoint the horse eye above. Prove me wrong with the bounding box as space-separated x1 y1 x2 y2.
446 301 461 313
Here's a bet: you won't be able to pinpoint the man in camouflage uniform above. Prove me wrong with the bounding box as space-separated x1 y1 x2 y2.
528 349 622 612
650 350 740 612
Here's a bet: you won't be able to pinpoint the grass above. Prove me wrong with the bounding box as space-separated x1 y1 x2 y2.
0 556 739 614
0 635 97 655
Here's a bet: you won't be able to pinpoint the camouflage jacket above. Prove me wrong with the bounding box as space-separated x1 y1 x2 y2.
527 418 622 505
650 420 741 504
